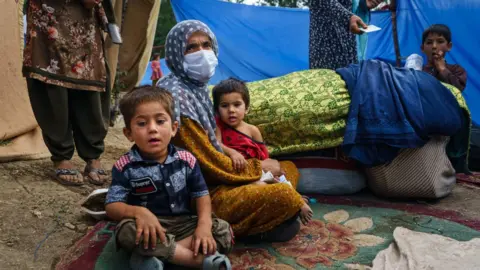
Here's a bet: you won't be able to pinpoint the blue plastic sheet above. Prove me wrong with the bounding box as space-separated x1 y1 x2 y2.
141 0 479 124
366 1 480 125
171 0 309 85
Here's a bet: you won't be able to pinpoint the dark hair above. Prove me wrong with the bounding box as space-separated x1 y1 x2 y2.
120 85 175 129
152 54 160 60
212 78 250 112
422 24 452 44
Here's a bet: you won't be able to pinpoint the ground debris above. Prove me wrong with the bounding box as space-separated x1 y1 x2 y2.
64 222 76 230
32 210 42 219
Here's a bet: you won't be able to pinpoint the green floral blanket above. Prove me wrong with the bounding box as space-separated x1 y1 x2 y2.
245 69 349 156
244 69 470 157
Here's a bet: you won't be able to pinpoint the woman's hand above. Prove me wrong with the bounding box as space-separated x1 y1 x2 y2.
349 15 368 35
134 207 167 250
229 150 248 172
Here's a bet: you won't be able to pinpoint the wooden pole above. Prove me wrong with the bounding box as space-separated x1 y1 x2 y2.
390 0 402 67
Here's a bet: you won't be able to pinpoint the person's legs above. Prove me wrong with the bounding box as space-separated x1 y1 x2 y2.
69 89 109 184
212 183 304 239
116 216 231 269
26 79 83 184
240 213 300 243
169 219 232 269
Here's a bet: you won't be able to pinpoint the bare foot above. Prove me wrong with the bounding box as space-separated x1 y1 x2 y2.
300 203 313 225
54 160 83 185
302 195 310 204
84 159 109 185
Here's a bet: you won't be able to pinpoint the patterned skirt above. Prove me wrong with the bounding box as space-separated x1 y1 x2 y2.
173 117 304 236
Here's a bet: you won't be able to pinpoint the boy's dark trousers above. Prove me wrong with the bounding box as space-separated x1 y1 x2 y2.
115 215 234 260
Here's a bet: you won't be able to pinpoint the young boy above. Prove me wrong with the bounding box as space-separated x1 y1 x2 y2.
105 86 232 269
421 24 467 91
212 78 313 226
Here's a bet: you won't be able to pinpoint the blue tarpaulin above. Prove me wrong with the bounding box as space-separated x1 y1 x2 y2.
141 0 479 125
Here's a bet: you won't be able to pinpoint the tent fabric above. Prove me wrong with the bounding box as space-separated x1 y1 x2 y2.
0 0 49 162
118 0 162 92
171 0 309 85
104 0 126 89
366 2 480 126
158 0 479 125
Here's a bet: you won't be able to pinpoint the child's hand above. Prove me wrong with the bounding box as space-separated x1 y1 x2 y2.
433 51 447 72
251 180 268 186
191 226 217 256
230 151 247 172
134 207 167 250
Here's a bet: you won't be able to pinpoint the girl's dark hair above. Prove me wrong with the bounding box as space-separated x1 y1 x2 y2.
152 54 160 60
212 78 250 111
422 24 452 44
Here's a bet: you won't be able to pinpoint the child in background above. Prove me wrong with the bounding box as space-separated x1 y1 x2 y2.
421 24 467 91
105 86 232 270
151 54 163 86
212 78 313 225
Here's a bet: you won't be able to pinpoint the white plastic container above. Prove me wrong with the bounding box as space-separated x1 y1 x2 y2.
79 188 109 220
405 54 424 71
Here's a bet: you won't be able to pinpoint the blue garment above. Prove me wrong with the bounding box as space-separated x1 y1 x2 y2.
106 144 209 216
336 60 464 167
352 0 370 61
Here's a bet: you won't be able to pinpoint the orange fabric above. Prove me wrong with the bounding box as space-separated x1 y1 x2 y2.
173 117 304 236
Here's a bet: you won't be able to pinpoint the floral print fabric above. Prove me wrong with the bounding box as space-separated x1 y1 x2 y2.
244 69 350 156
23 0 107 92
309 0 357 69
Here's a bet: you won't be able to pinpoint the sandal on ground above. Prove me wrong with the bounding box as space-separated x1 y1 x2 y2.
84 162 110 185
54 168 84 186
203 252 232 270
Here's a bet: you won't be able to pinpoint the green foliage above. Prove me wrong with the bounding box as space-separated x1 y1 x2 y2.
153 0 177 58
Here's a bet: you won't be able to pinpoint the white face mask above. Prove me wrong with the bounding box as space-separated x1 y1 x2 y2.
183 50 218 82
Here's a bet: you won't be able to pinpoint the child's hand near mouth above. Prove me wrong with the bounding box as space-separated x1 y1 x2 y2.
432 50 447 72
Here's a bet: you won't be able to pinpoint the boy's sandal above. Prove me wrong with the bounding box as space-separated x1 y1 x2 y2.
203 252 232 270
84 163 110 185
129 253 164 270
54 169 84 186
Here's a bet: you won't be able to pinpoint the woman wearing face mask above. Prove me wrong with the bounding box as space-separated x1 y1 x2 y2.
158 20 305 242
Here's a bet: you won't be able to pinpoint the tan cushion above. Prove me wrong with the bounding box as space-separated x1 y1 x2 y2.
365 136 455 199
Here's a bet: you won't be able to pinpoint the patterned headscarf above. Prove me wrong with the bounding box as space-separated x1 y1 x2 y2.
157 20 222 152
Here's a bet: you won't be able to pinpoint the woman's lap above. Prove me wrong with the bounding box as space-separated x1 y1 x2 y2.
211 182 304 237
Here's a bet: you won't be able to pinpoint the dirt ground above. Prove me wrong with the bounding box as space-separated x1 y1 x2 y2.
0 127 479 270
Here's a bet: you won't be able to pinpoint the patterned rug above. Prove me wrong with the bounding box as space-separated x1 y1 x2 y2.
56 198 480 270
457 172 480 186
